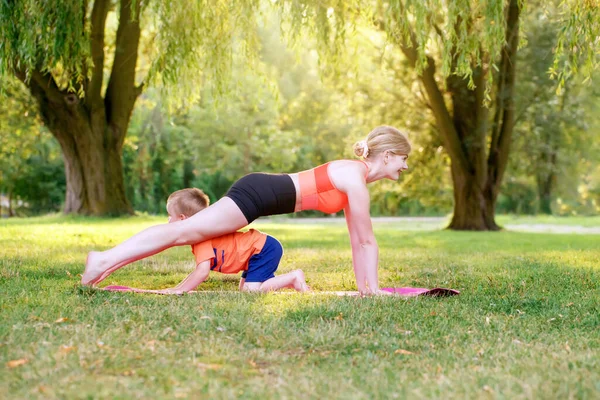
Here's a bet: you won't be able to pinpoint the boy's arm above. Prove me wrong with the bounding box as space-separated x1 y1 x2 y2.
164 260 211 293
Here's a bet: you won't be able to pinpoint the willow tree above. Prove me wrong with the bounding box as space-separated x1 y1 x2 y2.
0 0 262 215
384 0 600 229
284 0 599 230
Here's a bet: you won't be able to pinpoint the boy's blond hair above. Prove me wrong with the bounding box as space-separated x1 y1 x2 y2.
167 188 210 217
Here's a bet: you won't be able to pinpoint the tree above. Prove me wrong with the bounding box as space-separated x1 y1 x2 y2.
0 0 263 215
378 0 600 228
283 0 599 229
377 0 521 230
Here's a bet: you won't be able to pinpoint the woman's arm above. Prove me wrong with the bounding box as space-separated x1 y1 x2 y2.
343 182 379 295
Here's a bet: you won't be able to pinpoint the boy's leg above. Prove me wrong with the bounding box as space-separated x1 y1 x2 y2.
241 235 310 292
242 269 309 292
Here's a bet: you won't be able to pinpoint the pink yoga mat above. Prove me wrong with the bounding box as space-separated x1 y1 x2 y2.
102 285 167 294
103 285 459 297
381 287 460 297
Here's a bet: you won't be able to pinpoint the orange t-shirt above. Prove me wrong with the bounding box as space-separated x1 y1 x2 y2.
191 229 267 274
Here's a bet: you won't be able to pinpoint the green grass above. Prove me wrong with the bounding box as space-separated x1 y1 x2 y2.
497 214 600 228
1 215 599 399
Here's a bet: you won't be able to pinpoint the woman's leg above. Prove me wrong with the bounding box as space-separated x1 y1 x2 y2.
82 197 248 285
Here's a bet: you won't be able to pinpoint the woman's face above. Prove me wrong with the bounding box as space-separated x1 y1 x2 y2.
384 153 409 180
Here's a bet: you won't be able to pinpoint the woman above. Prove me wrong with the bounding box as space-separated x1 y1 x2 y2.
83 125 411 295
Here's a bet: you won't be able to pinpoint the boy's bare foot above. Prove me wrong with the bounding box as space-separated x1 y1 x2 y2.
291 270 310 292
81 251 116 286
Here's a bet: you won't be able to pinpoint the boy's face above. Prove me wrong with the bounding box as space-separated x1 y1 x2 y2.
166 202 187 223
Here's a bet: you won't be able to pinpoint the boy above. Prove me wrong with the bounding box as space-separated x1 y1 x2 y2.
162 188 309 294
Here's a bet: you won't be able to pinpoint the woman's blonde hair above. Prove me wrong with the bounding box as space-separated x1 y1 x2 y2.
167 188 210 217
353 126 412 159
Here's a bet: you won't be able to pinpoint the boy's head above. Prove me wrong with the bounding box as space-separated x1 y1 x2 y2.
166 188 210 222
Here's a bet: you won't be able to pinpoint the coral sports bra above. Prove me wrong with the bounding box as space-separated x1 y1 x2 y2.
298 160 369 214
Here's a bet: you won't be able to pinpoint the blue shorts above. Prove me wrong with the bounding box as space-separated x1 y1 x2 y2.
241 235 283 283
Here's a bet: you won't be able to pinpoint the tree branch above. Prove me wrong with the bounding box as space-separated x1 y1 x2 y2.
86 0 110 109
488 0 520 189
14 67 70 105
105 0 142 142
375 7 473 177
399 34 473 176
433 23 444 41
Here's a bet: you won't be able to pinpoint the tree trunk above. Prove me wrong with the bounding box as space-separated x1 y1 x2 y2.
8 191 15 217
537 178 554 214
183 158 195 188
12 0 141 216
34 92 133 216
536 152 557 215
449 163 500 230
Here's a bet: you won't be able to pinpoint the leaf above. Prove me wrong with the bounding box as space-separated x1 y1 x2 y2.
197 362 222 370
54 317 69 323
394 349 414 355
7 358 28 368
145 340 157 351
58 345 77 354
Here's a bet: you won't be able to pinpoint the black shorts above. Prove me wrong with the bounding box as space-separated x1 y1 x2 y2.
225 173 296 223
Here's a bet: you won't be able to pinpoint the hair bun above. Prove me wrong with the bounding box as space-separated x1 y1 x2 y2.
353 140 369 158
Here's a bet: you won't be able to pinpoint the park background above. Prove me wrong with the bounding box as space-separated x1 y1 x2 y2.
1 0 599 398
1 0 598 225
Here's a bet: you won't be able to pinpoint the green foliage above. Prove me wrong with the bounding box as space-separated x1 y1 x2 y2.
0 0 89 88
551 0 600 90
506 5 600 215
146 0 265 104
120 15 455 216
0 0 266 100
0 77 65 216
496 179 539 215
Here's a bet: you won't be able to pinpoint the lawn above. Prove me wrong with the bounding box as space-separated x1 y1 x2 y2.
1 215 599 399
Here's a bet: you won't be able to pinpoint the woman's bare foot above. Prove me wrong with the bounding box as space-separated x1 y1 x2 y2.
81 251 116 286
